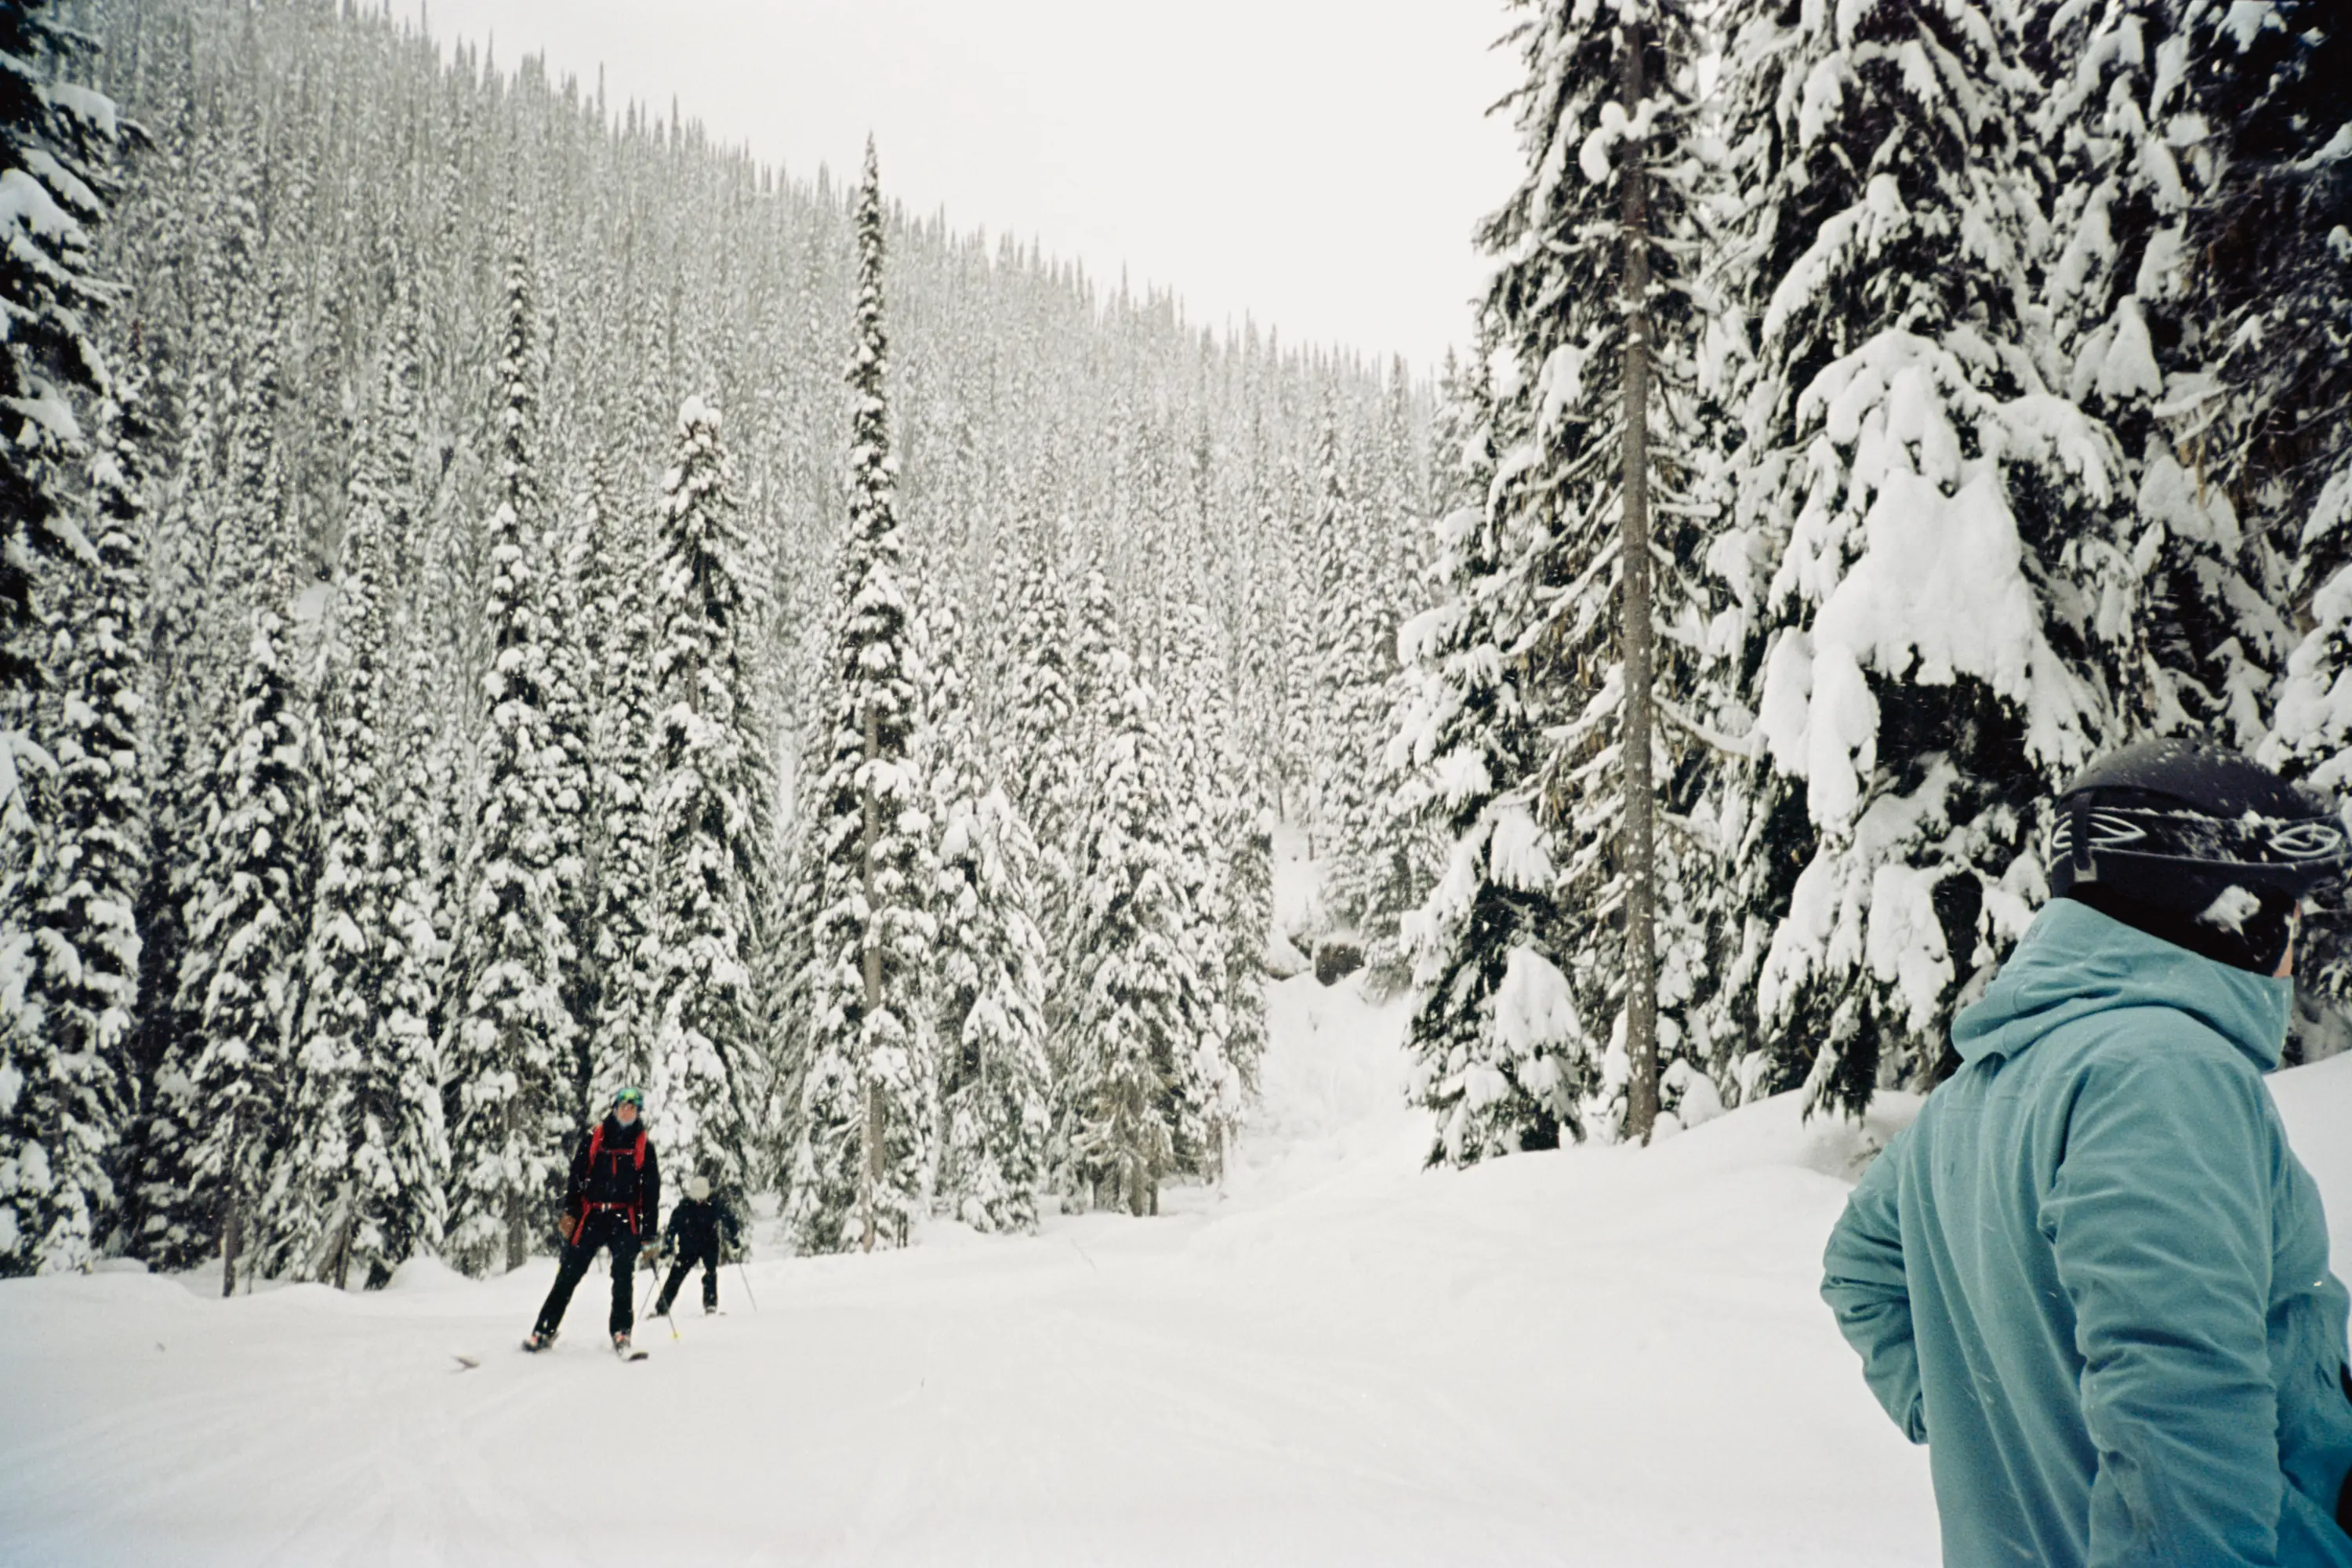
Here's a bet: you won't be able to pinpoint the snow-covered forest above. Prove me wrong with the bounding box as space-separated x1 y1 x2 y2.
1 0 2347 1299
0 0 1429 1281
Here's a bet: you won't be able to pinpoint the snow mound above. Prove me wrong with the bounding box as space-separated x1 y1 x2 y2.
383 1254 468 1293
1263 928 1310 979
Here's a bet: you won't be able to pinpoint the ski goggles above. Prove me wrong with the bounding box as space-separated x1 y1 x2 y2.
2049 802 2351 896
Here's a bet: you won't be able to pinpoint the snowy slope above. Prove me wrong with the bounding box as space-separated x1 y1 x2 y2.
9 990 2352 1566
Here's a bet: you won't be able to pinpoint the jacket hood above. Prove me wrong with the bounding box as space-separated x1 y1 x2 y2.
1951 897 2292 1073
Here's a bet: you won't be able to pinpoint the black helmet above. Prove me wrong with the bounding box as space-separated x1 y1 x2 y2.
2049 739 2348 971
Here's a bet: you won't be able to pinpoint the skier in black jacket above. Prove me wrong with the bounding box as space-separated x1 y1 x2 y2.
653 1174 742 1316
525 1086 662 1355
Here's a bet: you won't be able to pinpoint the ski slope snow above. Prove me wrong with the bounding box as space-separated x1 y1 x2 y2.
9 978 2352 1566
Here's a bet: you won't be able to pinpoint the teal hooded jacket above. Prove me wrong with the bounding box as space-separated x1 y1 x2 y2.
1823 897 2352 1566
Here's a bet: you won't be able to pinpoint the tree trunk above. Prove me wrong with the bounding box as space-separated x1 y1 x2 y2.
504 1091 524 1270
218 1101 245 1299
860 697 883 1254
329 1190 353 1291
1617 17 1662 1145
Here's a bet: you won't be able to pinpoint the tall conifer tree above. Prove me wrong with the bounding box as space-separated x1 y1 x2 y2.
1062 648 1190 1214
1396 328 1583 1163
447 241 573 1274
0 2 119 847
2 381 147 1273
788 143 934 1254
646 396 761 1203
1717 0 2127 1116
586 454 662 1102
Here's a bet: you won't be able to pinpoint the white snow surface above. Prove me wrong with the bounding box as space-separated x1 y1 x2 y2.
15 996 2352 1564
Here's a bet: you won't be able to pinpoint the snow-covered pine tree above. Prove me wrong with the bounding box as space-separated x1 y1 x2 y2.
645 395 760 1206
2033 0 2287 747
172 274 315 1296
997 501 1079 877
2175 0 2348 626
1305 415 1359 886
181 603 308 1298
1234 459 1291 815
932 785 1053 1231
928 584 1052 1230
352 295 447 1286
541 443 598 1105
585 452 662 1102
787 143 935 1254
1069 558 1121 739
1360 367 1442 988
2222 1 2352 994
120 370 222 1271
911 582 971 1170
1052 554 1127 1002
270 373 404 1284
1162 597 1247 1179
993 499 1083 1062
1717 0 2127 1116
0 2 118 848
447 240 575 1276
1277 466 1322 832
0 9 122 1273
1221 797 1275 1105
1062 648 1192 1214
1471 0 1731 1142
0 379 148 1275
1394 321 1587 1164
1319 423 1403 948
124 152 274 1268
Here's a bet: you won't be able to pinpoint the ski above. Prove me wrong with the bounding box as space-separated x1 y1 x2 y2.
615 1337 648 1362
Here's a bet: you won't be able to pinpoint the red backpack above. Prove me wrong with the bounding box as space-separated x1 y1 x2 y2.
586 1121 648 1179
573 1123 648 1238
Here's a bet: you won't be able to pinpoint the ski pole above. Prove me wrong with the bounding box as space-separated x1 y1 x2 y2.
630 1243 662 1334
642 1244 680 1338
734 1254 760 1312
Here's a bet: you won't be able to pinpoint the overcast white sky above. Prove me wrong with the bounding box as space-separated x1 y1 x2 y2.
403 2 1521 373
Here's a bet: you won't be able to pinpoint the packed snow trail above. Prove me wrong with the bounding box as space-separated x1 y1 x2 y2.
13 975 2352 1565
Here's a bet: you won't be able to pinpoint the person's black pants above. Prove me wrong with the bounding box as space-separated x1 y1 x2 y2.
655 1241 719 1314
533 1210 641 1338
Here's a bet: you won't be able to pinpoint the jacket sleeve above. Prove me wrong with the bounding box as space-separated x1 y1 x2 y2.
1822 1127 1926 1444
2042 1036 2281 1568
564 1133 591 1218
640 1141 661 1241
722 1203 743 1250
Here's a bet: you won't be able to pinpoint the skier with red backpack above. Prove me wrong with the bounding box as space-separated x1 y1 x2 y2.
524 1086 663 1357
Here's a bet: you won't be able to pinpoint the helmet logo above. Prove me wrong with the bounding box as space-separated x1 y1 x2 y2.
2267 820 2347 862
2049 801 2350 890
2048 808 2149 862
